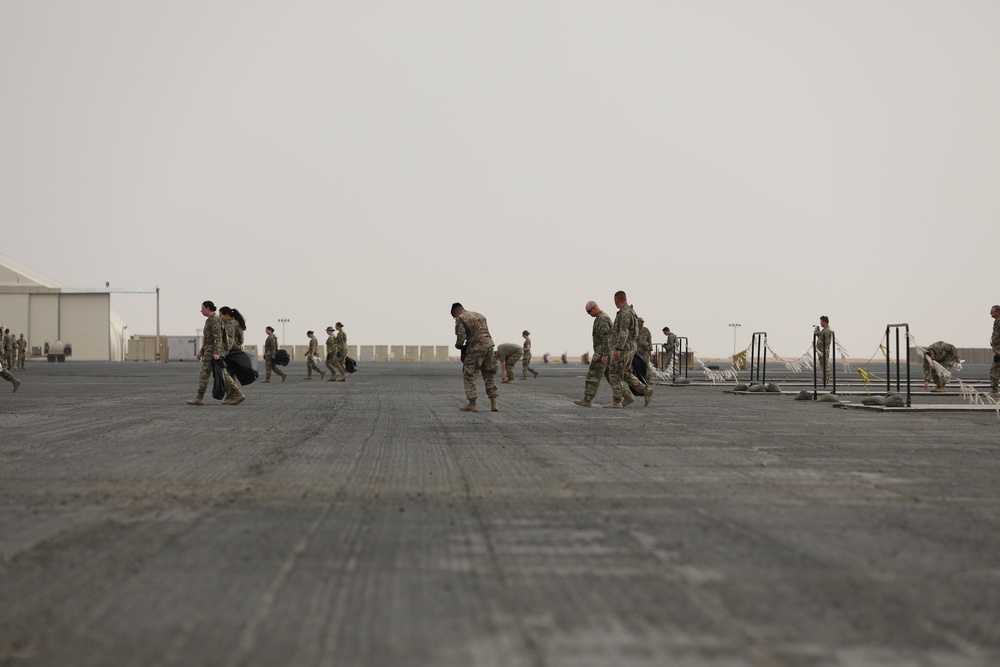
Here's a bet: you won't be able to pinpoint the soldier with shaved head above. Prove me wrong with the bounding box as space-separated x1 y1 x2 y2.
574 300 613 408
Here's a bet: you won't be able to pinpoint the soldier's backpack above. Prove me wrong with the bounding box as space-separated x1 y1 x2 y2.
274 349 290 366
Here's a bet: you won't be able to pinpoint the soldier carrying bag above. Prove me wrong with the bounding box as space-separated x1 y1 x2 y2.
211 358 228 400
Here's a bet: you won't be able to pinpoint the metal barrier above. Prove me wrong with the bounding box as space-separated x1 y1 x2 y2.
749 332 767 384
673 336 689 381
813 328 837 399
885 323 911 407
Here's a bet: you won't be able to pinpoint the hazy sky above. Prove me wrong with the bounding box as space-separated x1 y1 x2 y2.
2 1 998 361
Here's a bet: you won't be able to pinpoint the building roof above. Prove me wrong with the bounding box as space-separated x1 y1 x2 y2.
0 254 66 288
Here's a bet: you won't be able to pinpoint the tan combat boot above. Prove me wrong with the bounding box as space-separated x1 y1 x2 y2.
621 393 635 407
644 386 653 406
603 400 623 409
459 399 478 412
490 397 499 412
227 388 246 405
11 378 21 394
573 398 592 408
186 392 205 406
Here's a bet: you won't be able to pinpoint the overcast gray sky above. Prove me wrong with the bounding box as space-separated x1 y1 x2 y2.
2 1 997 361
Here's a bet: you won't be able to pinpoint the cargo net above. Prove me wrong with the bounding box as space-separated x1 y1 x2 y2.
690 337 853 385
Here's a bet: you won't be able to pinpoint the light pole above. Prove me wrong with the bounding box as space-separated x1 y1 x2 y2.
277 318 290 346
728 323 741 357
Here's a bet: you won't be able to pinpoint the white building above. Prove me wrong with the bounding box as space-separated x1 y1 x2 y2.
0 254 134 361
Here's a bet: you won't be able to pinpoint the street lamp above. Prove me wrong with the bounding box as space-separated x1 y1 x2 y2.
728 323 741 357
277 318 290 345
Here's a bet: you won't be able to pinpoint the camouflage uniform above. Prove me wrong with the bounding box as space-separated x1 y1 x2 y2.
197 314 238 396
221 319 243 395
816 326 834 384
496 342 523 382
0 330 17 388
922 341 959 390
16 335 26 368
662 332 677 369
583 311 613 402
305 336 324 379
264 332 286 381
521 336 539 379
2 331 12 370
455 310 498 401
636 326 652 361
610 304 646 401
325 331 337 379
333 329 348 380
991 318 1000 392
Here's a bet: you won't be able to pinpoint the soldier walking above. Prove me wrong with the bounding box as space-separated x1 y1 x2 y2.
333 322 348 381
636 318 653 364
607 291 652 408
304 331 325 380
186 300 239 405
219 307 247 405
262 326 286 383
574 301 612 407
452 302 499 412
521 330 539 379
324 326 338 381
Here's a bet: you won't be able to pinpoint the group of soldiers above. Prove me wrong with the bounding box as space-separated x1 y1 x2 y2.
187 300 354 405
574 291 655 408
813 308 1000 397
451 290 660 413
300 325 350 382
0 326 24 393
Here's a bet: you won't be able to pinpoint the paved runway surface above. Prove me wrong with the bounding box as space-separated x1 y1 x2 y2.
1 361 998 666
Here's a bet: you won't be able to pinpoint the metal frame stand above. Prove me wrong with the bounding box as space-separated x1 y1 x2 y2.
749 332 767 385
885 323 912 407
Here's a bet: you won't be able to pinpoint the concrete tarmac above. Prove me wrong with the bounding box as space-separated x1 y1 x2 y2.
1 361 998 666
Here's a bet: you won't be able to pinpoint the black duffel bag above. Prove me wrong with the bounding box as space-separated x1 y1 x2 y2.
274 349 290 366
346 356 358 373
629 353 648 396
211 358 228 400
226 350 259 386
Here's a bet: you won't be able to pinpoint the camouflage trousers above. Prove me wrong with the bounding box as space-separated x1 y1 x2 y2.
991 360 1000 391
609 350 646 401
333 353 347 378
306 355 324 377
818 355 830 385
265 358 286 380
1 368 14 382
197 357 238 396
17 351 25 368
463 345 498 400
501 350 522 381
521 352 538 378
583 353 611 401
325 354 337 377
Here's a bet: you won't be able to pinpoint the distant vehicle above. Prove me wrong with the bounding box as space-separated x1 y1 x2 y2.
47 341 71 363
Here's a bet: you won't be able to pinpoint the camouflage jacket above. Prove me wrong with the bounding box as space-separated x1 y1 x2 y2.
612 305 639 352
663 332 677 353
326 335 336 357
522 336 531 353
307 337 319 356
455 311 494 351
201 314 224 357
15 337 26 352
816 327 834 355
264 333 279 360
222 319 240 354
592 312 612 357
335 330 347 356
636 327 652 355
992 319 1000 355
